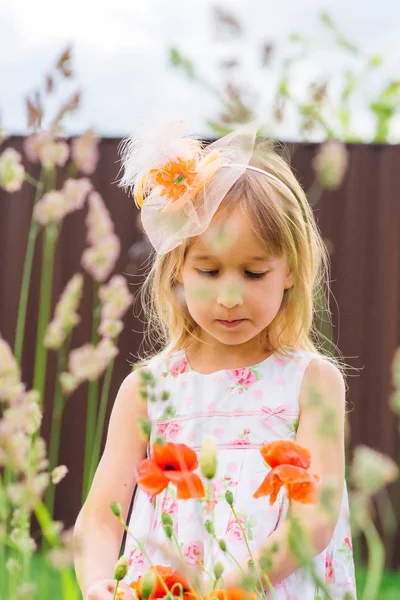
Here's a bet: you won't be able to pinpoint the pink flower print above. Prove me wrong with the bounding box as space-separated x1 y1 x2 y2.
227 368 257 388
170 358 189 377
244 428 250 435
344 537 353 551
325 552 335 583
182 540 204 565
223 475 237 487
156 423 168 437
213 427 224 439
231 438 251 446
162 494 178 517
128 549 145 573
186 431 196 444
164 421 181 440
226 516 247 543
274 357 287 368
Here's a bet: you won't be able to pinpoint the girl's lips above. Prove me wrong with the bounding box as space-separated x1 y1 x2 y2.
217 319 246 329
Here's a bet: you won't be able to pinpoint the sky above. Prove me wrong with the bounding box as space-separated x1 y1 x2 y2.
1 0 400 140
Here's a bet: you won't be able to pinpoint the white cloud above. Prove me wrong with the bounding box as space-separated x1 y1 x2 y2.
0 0 399 139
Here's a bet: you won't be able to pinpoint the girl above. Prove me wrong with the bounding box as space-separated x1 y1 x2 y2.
73 122 356 600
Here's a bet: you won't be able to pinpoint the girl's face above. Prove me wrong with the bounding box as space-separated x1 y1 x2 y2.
179 209 294 348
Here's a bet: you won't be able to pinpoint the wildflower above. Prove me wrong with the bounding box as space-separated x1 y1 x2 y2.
85 191 115 244
40 140 69 169
81 192 120 282
136 442 205 499
62 178 92 214
200 436 217 480
131 566 189 600
23 132 69 168
47 528 76 570
313 140 348 190
99 275 133 321
4 391 42 436
205 591 257 600
33 191 66 225
45 274 84 349
0 148 25 193
51 465 69 485
0 337 23 402
60 339 118 394
34 179 91 227
259 440 311 469
81 234 120 282
351 445 398 496
71 129 99 175
98 319 123 339
254 440 319 505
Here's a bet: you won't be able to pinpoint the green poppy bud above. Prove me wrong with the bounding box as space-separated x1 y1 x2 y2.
218 539 227 552
114 556 128 581
214 561 224 580
110 503 121 518
161 512 174 526
200 436 217 480
140 569 156 600
204 520 214 535
163 524 173 539
225 490 233 506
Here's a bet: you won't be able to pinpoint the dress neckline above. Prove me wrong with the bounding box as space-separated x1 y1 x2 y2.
181 348 291 376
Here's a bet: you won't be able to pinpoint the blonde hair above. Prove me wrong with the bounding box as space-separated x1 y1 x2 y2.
137 138 343 371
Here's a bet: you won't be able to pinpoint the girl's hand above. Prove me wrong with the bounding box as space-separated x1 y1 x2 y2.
85 579 135 600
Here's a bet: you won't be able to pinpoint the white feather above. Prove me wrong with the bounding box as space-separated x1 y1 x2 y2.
118 120 203 193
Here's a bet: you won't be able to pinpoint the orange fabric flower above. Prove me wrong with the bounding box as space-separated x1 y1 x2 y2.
205 589 257 600
153 157 198 202
254 440 319 504
136 442 205 499
130 565 190 600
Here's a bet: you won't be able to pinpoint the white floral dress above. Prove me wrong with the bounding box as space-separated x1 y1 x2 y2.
122 348 356 599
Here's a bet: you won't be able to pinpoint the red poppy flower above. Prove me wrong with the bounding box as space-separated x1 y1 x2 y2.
260 440 311 469
254 440 319 505
254 464 319 504
130 565 191 600
136 442 205 499
205 589 257 600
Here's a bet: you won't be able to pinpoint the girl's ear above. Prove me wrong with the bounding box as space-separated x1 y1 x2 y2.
175 269 183 284
285 270 295 290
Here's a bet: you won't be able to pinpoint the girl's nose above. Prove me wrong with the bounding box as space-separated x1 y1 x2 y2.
217 283 244 308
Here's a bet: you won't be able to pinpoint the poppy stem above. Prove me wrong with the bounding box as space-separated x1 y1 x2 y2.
229 505 270 600
113 513 173 599
169 530 203 598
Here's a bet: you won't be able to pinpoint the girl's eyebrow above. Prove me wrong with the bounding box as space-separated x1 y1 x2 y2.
190 254 270 262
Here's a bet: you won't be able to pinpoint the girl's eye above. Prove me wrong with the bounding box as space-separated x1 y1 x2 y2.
197 269 219 277
245 271 267 279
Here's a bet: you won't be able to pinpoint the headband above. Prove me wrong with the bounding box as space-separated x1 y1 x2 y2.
119 121 297 255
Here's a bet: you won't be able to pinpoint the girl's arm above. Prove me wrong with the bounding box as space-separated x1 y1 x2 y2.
73 369 148 597
253 357 346 585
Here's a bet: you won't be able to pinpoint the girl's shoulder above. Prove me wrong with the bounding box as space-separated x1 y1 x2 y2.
136 349 188 379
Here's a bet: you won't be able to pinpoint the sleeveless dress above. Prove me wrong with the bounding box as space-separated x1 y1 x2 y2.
122 348 356 599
